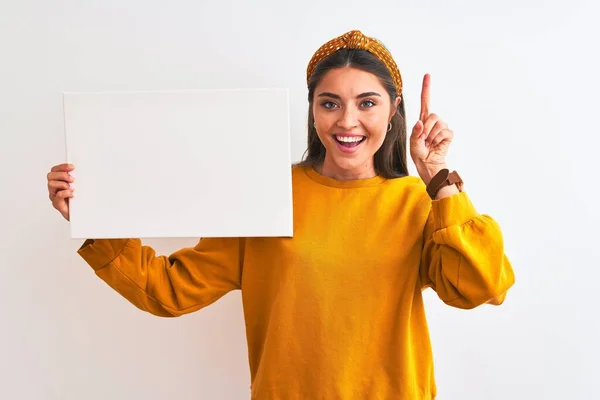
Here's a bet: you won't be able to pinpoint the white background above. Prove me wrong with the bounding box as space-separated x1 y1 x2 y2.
1 0 598 399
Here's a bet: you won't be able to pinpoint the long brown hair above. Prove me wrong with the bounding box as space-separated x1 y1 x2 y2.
298 48 408 178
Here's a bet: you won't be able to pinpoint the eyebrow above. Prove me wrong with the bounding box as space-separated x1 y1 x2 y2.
317 91 382 100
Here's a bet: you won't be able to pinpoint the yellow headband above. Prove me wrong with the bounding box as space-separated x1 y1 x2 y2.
306 30 403 96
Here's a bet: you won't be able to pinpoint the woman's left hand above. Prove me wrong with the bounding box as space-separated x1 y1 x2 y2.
409 73 454 185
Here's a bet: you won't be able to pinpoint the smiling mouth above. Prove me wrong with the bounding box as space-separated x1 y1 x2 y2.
334 135 366 148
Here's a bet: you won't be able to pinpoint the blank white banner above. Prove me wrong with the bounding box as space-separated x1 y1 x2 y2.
63 89 293 239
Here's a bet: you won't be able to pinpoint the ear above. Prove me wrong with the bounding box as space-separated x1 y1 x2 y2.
389 96 401 120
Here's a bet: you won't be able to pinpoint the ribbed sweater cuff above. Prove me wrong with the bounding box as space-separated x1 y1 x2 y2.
431 191 478 230
77 239 130 271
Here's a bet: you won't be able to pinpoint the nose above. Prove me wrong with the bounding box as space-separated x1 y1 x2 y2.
336 106 359 130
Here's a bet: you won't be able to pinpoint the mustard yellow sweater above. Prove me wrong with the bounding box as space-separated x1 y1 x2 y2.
78 165 515 399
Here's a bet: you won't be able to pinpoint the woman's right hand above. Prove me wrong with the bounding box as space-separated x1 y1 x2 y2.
47 163 75 221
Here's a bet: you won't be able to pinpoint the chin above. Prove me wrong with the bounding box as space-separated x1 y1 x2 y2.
331 156 364 171
328 152 374 174
320 136 382 177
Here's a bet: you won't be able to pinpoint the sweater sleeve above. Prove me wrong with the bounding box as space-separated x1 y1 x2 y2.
77 237 245 317
419 191 515 309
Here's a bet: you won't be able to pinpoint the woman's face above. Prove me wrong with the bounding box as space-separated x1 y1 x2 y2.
312 67 400 179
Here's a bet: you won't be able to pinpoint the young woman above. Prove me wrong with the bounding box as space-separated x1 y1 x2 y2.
47 30 515 399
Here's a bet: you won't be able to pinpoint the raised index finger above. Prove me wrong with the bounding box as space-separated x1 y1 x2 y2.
419 73 431 122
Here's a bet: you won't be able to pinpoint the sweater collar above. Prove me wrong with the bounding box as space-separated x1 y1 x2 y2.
303 165 386 188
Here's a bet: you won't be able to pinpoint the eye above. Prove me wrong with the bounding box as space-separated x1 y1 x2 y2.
360 99 376 108
320 101 339 110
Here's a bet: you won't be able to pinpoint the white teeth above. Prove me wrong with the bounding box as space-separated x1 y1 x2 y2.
336 135 364 143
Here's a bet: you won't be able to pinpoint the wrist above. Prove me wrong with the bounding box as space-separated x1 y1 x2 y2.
416 163 448 186
422 166 464 200
434 184 460 199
